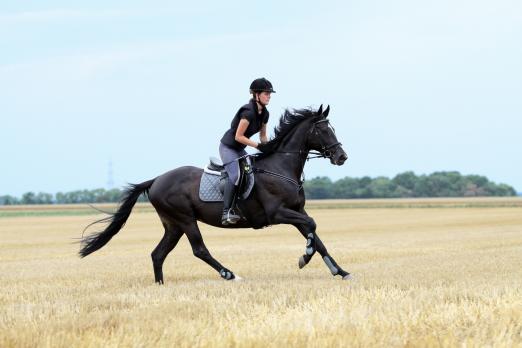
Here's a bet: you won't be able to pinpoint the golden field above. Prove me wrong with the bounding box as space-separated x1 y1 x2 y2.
1 198 522 347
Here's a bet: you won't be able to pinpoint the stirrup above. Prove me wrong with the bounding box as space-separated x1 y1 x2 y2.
222 209 240 225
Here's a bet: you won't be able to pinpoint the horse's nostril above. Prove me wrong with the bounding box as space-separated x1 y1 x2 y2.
336 153 347 165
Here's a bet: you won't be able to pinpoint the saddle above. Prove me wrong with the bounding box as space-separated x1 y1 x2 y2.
198 156 255 203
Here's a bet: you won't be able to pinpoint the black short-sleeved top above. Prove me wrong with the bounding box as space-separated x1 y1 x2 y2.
220 99 269 150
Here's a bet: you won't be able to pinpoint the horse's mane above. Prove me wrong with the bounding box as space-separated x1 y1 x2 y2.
258 107 319 156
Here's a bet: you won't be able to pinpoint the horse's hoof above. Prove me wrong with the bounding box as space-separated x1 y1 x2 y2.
342 274 353 281
298 256 307 269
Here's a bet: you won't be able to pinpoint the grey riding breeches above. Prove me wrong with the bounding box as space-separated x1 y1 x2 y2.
219 143 247 186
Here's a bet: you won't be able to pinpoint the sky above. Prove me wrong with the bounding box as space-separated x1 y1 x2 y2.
1 0 521 196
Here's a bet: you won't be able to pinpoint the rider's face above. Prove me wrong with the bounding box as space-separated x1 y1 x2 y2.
257 92 271 106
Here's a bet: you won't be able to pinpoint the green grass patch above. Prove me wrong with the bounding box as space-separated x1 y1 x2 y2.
1 200 521 218
0 207 155 218
305 202 522 209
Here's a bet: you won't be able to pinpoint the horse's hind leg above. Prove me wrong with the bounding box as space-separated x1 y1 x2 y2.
182 220 238 280
151 223 184 284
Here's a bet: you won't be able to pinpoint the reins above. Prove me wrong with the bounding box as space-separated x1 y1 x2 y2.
249 119 342 191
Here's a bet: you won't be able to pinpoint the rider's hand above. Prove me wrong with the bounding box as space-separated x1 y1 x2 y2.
257 142 270 153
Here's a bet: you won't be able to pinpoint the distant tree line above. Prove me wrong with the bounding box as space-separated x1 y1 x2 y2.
303 171 517 199
0 188 148 205
0 171 517 205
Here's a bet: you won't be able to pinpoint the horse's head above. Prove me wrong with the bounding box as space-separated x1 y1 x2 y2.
307 105 348 165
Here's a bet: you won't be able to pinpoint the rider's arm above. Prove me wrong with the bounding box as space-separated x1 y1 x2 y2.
235 119 259 148
259 123 268 144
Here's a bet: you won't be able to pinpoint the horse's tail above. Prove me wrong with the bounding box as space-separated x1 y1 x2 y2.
79 179 155 257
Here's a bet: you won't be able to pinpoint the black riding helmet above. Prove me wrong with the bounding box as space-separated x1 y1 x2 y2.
250 78 276 93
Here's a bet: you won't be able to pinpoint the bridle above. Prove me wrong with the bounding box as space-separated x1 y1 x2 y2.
251 118 343 191
269 118 342 160
306 119 342 160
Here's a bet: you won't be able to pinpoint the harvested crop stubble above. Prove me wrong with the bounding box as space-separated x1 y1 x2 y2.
1 198 521 347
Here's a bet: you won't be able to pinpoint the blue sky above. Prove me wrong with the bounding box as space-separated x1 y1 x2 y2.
1 0 521 196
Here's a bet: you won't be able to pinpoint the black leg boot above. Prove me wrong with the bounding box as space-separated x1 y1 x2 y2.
222 179 240 225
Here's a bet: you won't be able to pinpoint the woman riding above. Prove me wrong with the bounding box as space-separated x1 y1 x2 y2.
219 77 275 225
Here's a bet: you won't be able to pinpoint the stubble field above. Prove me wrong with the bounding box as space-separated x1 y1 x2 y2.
1 198 522 347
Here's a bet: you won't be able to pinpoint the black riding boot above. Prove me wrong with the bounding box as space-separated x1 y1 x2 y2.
222 180 240 225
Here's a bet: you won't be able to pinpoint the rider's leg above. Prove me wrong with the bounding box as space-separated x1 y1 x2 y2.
219 143 243 225
222 177 240 225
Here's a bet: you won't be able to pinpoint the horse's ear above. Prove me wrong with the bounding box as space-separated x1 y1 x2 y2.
324 105 330 118
317 104 323 116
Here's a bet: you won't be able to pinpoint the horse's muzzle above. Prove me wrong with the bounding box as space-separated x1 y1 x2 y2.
331 147 348 166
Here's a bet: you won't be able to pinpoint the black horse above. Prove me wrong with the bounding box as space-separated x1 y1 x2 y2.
80 105 351 283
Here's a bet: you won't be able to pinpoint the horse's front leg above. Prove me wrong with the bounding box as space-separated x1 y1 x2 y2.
271 206 318 258
273 207 351 280
293 223 317 269
272 207 350 279
295 224 351 280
